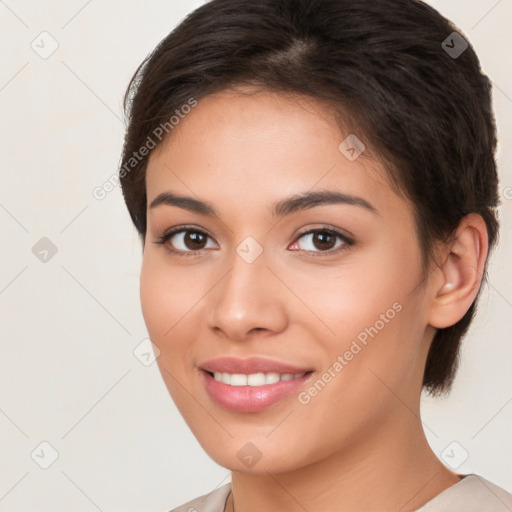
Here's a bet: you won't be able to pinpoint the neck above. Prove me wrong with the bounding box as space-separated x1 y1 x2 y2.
226 413 460 512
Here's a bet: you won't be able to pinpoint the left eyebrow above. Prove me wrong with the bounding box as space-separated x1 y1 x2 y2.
149 189 379 217
272 189 379 217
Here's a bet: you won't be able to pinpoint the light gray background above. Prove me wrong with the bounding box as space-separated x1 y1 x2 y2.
0 1 510 510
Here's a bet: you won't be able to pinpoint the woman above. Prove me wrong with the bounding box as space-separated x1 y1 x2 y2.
118 0 512 510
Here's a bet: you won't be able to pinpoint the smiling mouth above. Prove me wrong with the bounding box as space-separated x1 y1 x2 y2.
201 369 315 412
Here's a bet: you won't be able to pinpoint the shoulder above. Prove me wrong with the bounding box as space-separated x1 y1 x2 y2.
416 474 512 512
168 483 232 512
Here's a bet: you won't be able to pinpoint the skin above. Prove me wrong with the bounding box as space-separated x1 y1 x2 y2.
140 88 488 512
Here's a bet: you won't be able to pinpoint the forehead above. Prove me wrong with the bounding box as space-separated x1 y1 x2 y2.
145 89 404 221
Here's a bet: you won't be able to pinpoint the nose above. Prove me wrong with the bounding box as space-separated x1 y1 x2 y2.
207 246 288 342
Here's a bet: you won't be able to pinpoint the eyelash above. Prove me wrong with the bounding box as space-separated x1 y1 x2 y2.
152 224 355 258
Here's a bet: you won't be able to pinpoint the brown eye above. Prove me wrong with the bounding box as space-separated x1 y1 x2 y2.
182 231 208 250
154 227 218 255
311 231 337 251
293 227 353 255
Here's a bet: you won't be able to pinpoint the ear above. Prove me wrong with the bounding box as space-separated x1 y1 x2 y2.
427 213 489 329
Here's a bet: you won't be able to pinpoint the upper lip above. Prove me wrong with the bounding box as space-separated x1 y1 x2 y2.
200 356 313 375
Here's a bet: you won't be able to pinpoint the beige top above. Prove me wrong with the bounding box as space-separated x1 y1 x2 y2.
168 474 512 512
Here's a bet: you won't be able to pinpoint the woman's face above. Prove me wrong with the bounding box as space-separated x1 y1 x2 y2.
141 89 436 473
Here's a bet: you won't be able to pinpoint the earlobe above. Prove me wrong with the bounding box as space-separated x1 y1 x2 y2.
428 214 489 329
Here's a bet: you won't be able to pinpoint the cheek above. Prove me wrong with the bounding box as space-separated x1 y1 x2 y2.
139 252 197 340
139 254 195 399
139 251 213 380
139 258 191 369
139 255 167 339
304 246 426 397
289 257 410 350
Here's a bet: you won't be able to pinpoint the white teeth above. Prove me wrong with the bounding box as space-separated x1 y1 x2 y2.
230 373 247 386
212 371 306 386
247 373 265 386
265 372 281 384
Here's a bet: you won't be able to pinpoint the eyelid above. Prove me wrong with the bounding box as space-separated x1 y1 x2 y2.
294 224 354 243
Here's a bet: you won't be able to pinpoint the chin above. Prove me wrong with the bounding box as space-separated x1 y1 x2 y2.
195 433 310 474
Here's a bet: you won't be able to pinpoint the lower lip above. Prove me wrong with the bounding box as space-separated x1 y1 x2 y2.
201 370 312 413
